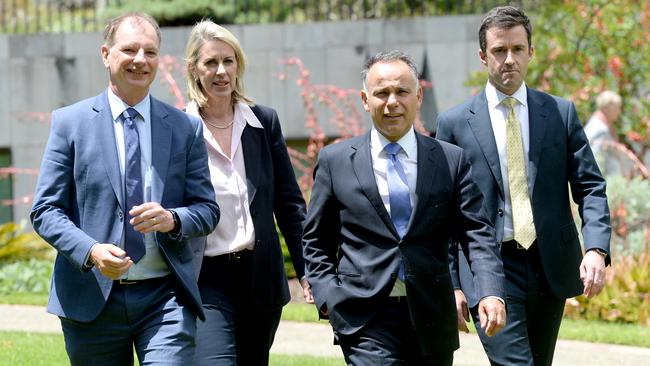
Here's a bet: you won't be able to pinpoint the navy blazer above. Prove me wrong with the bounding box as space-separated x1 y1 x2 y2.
31 91 219 322
302 132 504 356
436 88 611 307
194 104 307 312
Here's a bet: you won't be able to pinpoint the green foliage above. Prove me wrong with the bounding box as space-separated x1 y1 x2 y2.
565 253 650 327
0 259 53 296
100 0 291 27
0 222 53 263
278 227 298 279
605 175 650 255
466 0 650 155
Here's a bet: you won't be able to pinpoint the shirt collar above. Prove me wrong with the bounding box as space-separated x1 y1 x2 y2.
185 100 264 130
235 102 264 129
371 126 417 159
107 88 150 122
485 81 528 109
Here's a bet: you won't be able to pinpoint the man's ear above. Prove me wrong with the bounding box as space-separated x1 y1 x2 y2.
479 48 487 66
101 44 110 68
360 89 370 112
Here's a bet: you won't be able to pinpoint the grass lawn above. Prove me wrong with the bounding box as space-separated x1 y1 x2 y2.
0 331 343 366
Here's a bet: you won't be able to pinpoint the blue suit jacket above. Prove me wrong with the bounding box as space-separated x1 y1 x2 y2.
436 88 611 307
31 90 219 322
302 132 504 355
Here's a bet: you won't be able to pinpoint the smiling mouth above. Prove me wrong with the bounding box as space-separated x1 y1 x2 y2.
127 69 147 75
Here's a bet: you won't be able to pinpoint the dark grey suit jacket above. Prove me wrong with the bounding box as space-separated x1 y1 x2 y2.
436 88 611 307
302 131 504 355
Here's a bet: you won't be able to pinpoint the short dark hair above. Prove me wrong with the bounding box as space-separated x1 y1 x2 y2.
103 12 161 48
479 6 532 53
361 50 419 90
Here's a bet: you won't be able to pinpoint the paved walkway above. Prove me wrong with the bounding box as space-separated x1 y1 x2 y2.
2 304 649 365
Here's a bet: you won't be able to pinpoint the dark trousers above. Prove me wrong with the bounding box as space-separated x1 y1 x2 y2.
337 297 453 366
194 253 282 366
472 241 565 366
60 276 197 366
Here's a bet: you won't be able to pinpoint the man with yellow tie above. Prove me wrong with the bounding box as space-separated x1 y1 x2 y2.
436 6 611 366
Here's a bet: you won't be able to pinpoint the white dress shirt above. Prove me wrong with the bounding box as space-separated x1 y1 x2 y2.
485 81 530 242
186 101 263 257
107 88 169 279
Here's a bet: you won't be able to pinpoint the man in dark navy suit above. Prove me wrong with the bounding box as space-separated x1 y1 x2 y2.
303 50 506 366
436 6 611 366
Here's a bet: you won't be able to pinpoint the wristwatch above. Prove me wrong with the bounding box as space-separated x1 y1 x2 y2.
591 248 608 258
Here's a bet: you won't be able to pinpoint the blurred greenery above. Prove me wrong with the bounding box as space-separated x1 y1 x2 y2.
0 222 53 263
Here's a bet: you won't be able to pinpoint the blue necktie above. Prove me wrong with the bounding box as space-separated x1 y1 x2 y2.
122 108 145 263
385 142 412 280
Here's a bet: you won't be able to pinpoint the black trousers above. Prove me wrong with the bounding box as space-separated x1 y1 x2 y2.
471 241 565 366
194 253 282 366
337 297 453 366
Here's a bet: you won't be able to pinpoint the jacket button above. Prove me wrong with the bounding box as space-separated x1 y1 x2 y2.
118 211 123 221
498 208 504 217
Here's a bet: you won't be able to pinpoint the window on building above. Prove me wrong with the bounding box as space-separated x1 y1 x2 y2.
0 149 13 224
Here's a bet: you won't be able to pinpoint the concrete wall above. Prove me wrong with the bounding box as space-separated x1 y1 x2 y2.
0 15 484 222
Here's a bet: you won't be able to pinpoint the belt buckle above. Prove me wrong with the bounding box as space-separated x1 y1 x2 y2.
228 252 242 260
118 279 138 285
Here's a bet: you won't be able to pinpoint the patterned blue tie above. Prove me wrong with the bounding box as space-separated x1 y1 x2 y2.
385 142 412 280
122 108 145 263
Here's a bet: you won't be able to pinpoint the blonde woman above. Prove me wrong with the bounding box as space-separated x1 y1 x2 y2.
184 20 313 365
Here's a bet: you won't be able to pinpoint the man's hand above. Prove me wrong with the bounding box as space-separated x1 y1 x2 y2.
454 289 470 333
300 277 315 304
477 296 506 337
581 249 606 298
90 243 133 279
129 202 175 233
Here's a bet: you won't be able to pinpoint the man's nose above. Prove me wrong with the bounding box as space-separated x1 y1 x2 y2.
133 48 146 63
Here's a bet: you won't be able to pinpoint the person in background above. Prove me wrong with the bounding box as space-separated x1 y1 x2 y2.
436 6 611 366
30 12 219 365
584 90 626 176
303 50 506 366
184 20 313 366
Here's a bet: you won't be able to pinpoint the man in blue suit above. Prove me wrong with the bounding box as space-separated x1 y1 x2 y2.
436 6 611 366
303 50 506 366
30 12 219 365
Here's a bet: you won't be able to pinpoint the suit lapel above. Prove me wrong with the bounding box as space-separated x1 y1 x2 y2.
350 133 399 238
468 92 504 198
526 88 548 193
150 97 172 203
94 91 124 209
410 134 439 228
241 125 261 205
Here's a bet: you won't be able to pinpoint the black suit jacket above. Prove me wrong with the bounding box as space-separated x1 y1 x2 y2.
436 88 611 307
302 131 504 355
194 104 307 313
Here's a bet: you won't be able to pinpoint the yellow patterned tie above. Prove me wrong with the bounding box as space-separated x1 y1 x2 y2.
504 97 536 249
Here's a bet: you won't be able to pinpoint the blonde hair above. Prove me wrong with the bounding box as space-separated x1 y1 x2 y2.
596 90 622 110
185 20 253 108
